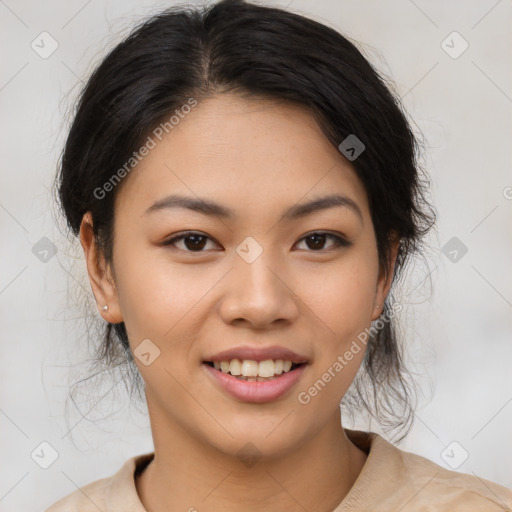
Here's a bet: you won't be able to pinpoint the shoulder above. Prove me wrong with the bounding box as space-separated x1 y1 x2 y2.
45 475 111 512
341 429 512 511
397 446 512 510
45 453 153 512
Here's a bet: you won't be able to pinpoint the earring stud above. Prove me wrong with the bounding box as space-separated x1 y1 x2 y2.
102 305 108 312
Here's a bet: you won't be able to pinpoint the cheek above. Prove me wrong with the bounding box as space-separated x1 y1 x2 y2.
113 241 209 341
300 251 379 342
294 255 377 413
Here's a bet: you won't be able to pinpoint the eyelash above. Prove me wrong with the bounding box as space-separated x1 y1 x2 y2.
161 231 351 253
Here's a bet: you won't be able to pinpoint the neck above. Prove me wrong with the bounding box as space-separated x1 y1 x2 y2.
136 414 368 512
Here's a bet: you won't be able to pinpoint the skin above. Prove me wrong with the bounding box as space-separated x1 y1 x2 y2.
80 94 399 512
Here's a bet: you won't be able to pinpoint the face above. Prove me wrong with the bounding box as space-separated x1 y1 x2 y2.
81 94 396 461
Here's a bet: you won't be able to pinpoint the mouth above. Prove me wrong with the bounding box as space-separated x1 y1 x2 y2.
201 357 309 403
203 359 306 381
201 345 310 402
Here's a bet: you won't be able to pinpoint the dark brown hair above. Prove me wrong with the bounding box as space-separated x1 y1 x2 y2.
55 0 435 440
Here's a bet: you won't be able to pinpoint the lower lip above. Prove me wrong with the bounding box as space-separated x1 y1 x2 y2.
202 363 307 403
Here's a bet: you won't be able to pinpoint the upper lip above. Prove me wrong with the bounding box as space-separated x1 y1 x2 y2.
204 345 309 364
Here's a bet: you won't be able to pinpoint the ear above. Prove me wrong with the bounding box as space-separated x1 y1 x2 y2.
79 212 123 323
371 233 400 321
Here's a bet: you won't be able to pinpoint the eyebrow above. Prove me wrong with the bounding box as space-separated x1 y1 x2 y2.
144 193 363 223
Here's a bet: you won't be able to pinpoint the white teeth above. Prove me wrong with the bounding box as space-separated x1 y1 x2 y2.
229 358 242 375
258 359 275 378
241 360 259 377
209 358 297 378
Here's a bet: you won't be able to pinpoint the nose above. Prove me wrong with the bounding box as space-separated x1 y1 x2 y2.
219 251 300 330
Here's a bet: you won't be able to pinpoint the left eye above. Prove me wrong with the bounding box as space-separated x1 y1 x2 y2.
295 232 349 251
162 231 349 253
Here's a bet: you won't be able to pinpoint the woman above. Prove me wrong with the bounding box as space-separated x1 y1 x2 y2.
46 0 512 510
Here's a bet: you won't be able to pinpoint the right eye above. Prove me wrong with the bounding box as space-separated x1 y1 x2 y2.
161 231 221 252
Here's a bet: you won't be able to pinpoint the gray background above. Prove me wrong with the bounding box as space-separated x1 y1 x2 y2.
0 0 511 510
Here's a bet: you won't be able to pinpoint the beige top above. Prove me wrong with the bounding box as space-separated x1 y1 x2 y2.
45 429 512 511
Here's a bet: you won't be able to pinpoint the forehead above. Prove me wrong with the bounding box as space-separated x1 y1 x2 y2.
114 94 369 223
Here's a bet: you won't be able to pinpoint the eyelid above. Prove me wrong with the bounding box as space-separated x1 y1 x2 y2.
161 230 351 252
161 231 221 252
295 231 351 251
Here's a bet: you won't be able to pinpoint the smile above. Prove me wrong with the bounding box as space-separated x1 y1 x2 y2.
206 358 301 380
202 359 308 403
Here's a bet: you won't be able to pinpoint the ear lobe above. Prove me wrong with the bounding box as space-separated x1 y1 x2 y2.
371 233 400 321
79 212 123 323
